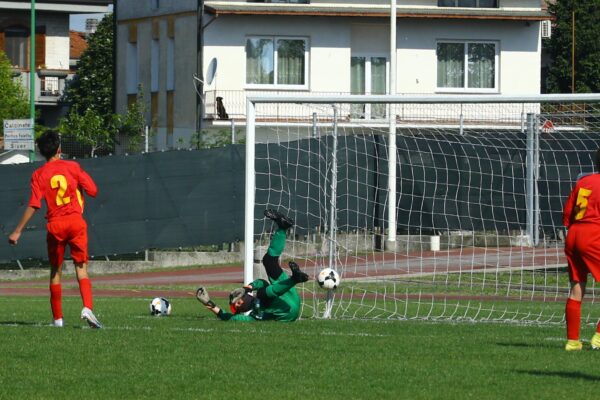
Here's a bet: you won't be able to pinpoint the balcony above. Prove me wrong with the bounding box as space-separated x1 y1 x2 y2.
12 69 72 105
203 89 544 130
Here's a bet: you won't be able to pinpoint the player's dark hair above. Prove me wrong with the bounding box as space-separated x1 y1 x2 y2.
596 148 600 172
36 130 60 160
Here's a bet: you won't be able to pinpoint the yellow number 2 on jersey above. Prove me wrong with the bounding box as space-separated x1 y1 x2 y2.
575 188 593 220
50 175 71 206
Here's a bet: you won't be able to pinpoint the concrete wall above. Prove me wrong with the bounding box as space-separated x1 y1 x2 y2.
397 18 541 94
116 9 198 150
204 14 541 96
117 0 196 20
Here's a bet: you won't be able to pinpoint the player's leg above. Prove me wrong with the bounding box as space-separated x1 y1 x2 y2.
577 236 600 349
69 217 102 328
262 209 293 279
564 229 587 350
565 281 586 351
47 228 66 327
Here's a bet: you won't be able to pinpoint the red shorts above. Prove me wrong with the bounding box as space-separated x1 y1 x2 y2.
565 223 600 282
46 214 88 267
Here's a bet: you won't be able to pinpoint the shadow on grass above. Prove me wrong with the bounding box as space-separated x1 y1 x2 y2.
517 370 600 381
0 321 44 327
496 342 556 349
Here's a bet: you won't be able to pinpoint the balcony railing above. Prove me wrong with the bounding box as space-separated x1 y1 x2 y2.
203 90 542 129
12 69 72 105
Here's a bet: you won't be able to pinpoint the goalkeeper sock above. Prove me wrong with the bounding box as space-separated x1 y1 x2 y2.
267 228 287 257
565 298 582 340
50 283 63 320
596 319 600 334
78 278 94 310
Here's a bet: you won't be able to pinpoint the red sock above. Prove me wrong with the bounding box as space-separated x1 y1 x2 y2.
50 283 63 320
78 278 94 310
596 319 600 334
565 298 582 340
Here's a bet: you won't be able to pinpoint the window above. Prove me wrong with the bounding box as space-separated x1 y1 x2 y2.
126 42 138 94
351 56 387 119
166 38 174 91
437 41 497 91
246 36 308 88
151 39 159 92
4 26 29 68
438 0 498 7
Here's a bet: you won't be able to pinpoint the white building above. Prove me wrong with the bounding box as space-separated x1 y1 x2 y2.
115 0 551 150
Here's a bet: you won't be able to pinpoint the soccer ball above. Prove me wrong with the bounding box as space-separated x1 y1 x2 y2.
150 297 172 316
317 268 340 290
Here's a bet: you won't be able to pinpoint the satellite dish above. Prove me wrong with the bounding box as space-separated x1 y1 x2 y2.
206 58 218 85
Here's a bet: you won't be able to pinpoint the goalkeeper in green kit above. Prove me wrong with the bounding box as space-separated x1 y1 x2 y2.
196 209 309 321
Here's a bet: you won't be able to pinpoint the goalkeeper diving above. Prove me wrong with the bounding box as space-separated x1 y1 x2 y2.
196 209 309 321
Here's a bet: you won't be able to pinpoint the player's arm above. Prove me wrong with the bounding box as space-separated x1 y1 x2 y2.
10 175 42 245
563 186 578 228
78 165 98 197
8 206 37 245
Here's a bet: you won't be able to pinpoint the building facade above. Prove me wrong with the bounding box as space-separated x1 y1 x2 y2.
115 0 551 150
0 0 111 127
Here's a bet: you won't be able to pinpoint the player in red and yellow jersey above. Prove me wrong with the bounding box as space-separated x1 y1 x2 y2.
8 131 102 328
562 149 600 350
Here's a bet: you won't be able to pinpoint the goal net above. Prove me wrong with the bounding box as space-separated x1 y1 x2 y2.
245 94 600 323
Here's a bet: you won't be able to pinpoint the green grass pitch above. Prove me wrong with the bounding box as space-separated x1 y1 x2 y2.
1 296 600 399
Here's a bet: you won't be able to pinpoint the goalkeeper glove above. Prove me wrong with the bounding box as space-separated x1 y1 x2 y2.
196 287 216 308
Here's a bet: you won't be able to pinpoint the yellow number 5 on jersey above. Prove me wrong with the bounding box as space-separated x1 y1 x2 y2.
50 175 71 206
575 188 592 220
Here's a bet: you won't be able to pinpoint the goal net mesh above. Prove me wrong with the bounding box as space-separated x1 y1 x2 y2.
249 98 600 323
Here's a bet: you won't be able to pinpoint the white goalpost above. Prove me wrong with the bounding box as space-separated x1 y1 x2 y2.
245 93 600 323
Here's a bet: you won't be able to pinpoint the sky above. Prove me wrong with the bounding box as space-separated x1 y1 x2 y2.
69 5 112 32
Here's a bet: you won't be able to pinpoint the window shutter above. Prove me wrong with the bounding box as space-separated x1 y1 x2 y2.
541 20 552 39
35 32 45 68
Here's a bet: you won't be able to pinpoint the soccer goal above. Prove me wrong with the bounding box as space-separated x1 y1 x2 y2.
245 93 600 323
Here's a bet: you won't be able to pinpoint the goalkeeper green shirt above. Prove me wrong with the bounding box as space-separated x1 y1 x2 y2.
217 272 301 322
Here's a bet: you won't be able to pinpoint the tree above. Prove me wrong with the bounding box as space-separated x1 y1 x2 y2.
59 108 119 157
119 85 147 153
60 14 148 156
546 1 600 93
63 14 114 117
0 51 29 125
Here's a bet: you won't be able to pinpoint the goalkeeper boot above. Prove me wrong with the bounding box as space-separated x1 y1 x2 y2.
264 209 294 230
81 307 103 329
565 339 583 351
591 333 600 350
289 261 309 283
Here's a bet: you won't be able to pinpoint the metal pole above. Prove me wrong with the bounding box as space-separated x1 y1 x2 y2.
231 119 236 144
533 114 540 246
244 98 256 284
144 125 149 153
387 0 397 248
324 106 339 319
526 113 535 246
29 0 36 162
328 106 338 269
312 112 317 138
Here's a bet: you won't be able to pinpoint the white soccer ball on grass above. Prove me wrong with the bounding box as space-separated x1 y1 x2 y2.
150 297 172 316
317 268 340 290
